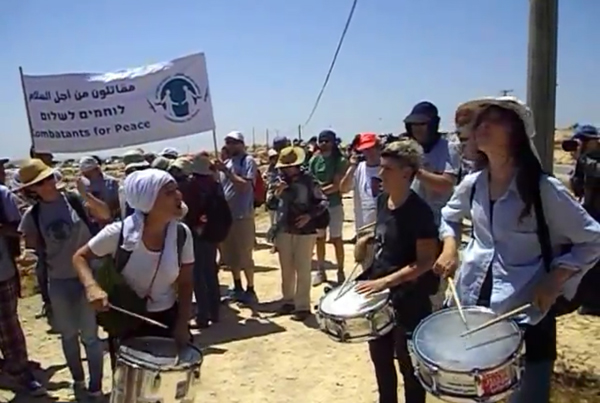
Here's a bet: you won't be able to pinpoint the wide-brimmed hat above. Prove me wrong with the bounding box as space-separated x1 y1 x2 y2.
168 157 192 175
404 101 439 124
276 146 306 168
17 159 56 189
190 154 212 175
456 96 539 160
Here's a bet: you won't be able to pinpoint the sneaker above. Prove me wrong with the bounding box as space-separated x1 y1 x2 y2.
73 381 86 397
276 303 295 315
20 377 47 397
312 270 327 287
88 389 104 401
243 288 258 305
35 303 51 319
336 269 346 284
223 287 245 303
578 306 600 316
291 310 311 322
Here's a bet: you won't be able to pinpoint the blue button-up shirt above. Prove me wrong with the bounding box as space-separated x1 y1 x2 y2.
440 170 600 324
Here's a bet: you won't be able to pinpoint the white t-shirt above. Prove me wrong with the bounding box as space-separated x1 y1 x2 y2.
89 222 194 312
353 161 381 231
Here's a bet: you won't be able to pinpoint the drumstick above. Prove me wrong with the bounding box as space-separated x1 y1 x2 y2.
109 303 169 329
333 262 362 301
447 277 468 327
460 303 532 337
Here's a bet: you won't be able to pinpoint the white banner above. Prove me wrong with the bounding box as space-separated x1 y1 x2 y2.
23 53 215 153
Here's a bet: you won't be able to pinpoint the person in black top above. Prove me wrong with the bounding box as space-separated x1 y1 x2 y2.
355 138 440 403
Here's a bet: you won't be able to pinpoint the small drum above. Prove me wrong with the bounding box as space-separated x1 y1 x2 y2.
409 307 525 403
315 282 394 343
110 337 203 403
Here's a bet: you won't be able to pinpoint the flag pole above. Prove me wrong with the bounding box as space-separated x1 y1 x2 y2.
211 129 218 157
19 66 36 150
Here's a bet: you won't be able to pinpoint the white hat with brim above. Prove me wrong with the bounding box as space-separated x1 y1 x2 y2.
456 96 540 161
125 161 150 173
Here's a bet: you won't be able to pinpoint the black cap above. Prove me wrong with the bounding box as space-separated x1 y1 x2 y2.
404 101 439 124
318 129 337 141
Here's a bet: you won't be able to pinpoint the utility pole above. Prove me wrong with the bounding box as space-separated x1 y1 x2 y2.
500 89 514 97
265 129 270 147
252 127 256 149
297 124 302 141
526 0 559 173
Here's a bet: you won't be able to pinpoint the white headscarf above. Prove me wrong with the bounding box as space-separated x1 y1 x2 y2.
121 169 178 254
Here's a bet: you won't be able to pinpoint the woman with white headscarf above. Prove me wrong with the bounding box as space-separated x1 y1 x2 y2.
72 169 194 362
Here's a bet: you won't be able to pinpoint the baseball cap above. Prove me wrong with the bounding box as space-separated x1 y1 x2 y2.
404 101 439 124
225 131 245 143
161 147 179 159
267 149 278 158
273 135 289 146
572 124 599 141
79 156 100 173
356 133 378 151
318 129 337 142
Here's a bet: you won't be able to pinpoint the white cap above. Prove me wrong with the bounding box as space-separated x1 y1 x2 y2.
161 147 179 159
267 149 278 157
225 131 245 143
79 156 99 172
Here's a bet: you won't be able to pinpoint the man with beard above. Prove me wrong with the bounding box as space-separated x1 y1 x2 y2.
214 131 258 304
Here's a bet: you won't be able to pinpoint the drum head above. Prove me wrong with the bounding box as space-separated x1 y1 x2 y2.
412 307 521 372
119 337 203 370
320 282 389 318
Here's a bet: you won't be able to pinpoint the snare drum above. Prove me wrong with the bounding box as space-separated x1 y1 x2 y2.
409 307 525 403
111 337 203 403
315 282 394 343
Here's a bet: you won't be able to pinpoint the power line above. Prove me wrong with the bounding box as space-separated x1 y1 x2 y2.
302 0 358 128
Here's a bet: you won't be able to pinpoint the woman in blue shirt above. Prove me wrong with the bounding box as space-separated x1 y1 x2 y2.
434 96 600 403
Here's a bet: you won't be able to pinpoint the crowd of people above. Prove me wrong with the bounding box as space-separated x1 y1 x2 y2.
0 95 598 403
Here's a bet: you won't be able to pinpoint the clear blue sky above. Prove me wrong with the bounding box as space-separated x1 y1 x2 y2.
1 0 598 159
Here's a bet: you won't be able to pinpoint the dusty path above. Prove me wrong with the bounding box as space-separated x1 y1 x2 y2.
3 197 600 403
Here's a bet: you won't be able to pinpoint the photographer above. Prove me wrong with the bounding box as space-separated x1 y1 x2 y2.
563 125 600 317
340 133 382 238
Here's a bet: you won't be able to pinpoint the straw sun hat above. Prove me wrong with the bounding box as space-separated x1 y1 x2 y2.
275 146 306 168
17 159 57 189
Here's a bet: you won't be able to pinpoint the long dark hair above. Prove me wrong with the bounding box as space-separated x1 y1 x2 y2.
473 105 545 220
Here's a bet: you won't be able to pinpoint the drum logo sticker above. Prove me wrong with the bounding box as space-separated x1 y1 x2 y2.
478 367 512 396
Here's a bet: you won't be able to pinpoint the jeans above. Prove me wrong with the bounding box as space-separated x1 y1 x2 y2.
48 278 103 392
35 259 50 305
508 360 554 403
192 236 220 324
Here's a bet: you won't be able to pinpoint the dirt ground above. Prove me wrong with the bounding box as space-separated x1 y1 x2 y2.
3 196 600 403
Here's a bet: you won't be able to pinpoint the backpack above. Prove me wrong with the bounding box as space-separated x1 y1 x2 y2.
469 179 600 316
95 222 187 336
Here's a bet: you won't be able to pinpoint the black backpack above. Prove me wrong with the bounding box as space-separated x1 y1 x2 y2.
469 179 600 316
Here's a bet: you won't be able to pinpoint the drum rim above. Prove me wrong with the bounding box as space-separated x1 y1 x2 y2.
118 336 204 372
318 285 390 319
411 306 524 374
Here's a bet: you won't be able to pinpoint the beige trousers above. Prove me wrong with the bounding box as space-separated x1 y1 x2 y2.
275 232 318 311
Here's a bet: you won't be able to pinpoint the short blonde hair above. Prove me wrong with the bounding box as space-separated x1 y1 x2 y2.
380 138 423 171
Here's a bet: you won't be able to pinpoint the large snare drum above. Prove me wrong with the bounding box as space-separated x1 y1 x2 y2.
409 307 525 403
110 337 203 403
315 282 394 343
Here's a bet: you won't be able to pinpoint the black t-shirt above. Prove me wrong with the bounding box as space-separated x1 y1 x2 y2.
361 191 439 328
